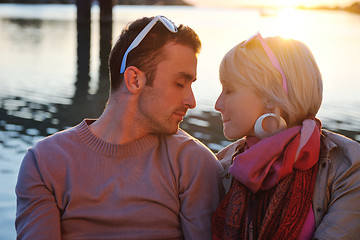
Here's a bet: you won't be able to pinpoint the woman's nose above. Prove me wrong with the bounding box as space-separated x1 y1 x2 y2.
215 92 223 112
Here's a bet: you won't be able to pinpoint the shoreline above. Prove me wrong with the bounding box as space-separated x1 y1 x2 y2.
0 0 190 6
297 2 360 14
0 1 359 15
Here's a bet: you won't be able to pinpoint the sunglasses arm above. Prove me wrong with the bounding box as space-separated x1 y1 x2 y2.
120 16 160 73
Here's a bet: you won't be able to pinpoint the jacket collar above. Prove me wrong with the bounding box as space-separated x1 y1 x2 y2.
320 130 338 159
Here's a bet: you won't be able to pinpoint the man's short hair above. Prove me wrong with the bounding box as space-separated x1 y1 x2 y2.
108 16 201 92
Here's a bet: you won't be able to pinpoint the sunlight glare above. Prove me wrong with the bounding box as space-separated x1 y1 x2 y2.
277 0 301 8
274 8 305 40
267 0 300 8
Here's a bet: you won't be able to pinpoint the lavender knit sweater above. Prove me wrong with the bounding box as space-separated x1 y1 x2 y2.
16 120 224 240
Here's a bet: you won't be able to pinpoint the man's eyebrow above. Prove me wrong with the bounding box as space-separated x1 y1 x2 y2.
176 72 197 82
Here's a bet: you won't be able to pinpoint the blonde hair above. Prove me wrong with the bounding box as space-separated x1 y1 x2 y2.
220 36 323 126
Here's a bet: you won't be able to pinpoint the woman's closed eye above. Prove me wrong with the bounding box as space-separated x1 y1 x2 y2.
223 86 234 94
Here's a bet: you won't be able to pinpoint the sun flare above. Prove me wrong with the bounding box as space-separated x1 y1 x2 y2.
262 0 301 8
274 8 305 39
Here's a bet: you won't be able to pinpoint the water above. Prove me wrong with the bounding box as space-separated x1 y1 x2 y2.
1 4 360 239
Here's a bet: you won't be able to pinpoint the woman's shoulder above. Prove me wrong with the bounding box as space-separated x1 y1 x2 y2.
321 129 360 174
216 138 246 170
322 129 359 146
216 138 244 158
321 129 360 160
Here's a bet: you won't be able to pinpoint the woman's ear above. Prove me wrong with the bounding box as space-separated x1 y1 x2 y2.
263 98 275 111
123 66 145 94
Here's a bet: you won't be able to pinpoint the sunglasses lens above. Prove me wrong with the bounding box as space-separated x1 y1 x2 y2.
240 33 258 47
160 16 178 32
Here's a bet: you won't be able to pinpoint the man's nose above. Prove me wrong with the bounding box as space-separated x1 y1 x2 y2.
184 88 196 109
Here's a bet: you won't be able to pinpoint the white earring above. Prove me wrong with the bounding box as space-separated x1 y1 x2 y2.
254 113 287 139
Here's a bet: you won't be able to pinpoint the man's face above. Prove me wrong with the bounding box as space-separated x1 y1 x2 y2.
137 42 197 135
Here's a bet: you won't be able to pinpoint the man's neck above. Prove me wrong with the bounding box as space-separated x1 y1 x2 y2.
89 97 149 145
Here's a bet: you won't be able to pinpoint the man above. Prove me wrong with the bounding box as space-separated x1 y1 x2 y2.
15 16 224 240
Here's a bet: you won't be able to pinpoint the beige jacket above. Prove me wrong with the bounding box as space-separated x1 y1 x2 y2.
217 130 360 240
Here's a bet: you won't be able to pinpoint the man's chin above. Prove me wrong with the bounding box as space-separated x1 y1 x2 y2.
162 126 179 135
150 124 179 136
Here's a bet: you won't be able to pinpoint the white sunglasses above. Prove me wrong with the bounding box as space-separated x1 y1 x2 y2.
120 15 178 73
241 32 288 95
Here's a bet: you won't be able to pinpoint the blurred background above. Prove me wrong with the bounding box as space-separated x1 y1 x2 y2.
0 0 359 239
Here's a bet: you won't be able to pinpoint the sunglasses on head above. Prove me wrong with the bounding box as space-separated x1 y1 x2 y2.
120 15 178 74
241 32 288 95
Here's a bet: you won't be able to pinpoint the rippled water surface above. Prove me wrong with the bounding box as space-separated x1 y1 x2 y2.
0 4 360 239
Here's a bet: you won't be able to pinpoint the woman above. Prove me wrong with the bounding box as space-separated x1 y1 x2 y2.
211 32 360 240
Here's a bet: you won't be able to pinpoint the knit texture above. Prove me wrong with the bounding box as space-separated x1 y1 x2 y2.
16 120 223 240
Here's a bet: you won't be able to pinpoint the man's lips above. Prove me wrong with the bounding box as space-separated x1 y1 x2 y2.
174 111 186 120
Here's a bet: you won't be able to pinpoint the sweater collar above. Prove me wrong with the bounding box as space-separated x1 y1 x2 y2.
76 119 158 157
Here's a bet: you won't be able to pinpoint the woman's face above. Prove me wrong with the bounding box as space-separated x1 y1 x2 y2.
215 79 266 140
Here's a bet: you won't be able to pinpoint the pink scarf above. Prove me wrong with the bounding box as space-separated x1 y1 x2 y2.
212 119 321 240
229 119 321 193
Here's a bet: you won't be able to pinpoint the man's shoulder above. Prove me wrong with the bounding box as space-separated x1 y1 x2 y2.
32 122 81 152
170 128 196 139
161 129 218 165
164 128 213 153
168 128 197 141
163 129 222 175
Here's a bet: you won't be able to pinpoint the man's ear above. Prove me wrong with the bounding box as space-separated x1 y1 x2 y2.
123 66 145 94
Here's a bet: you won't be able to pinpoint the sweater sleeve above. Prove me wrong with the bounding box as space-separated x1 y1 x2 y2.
168 132 225 240
15 149 61 240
